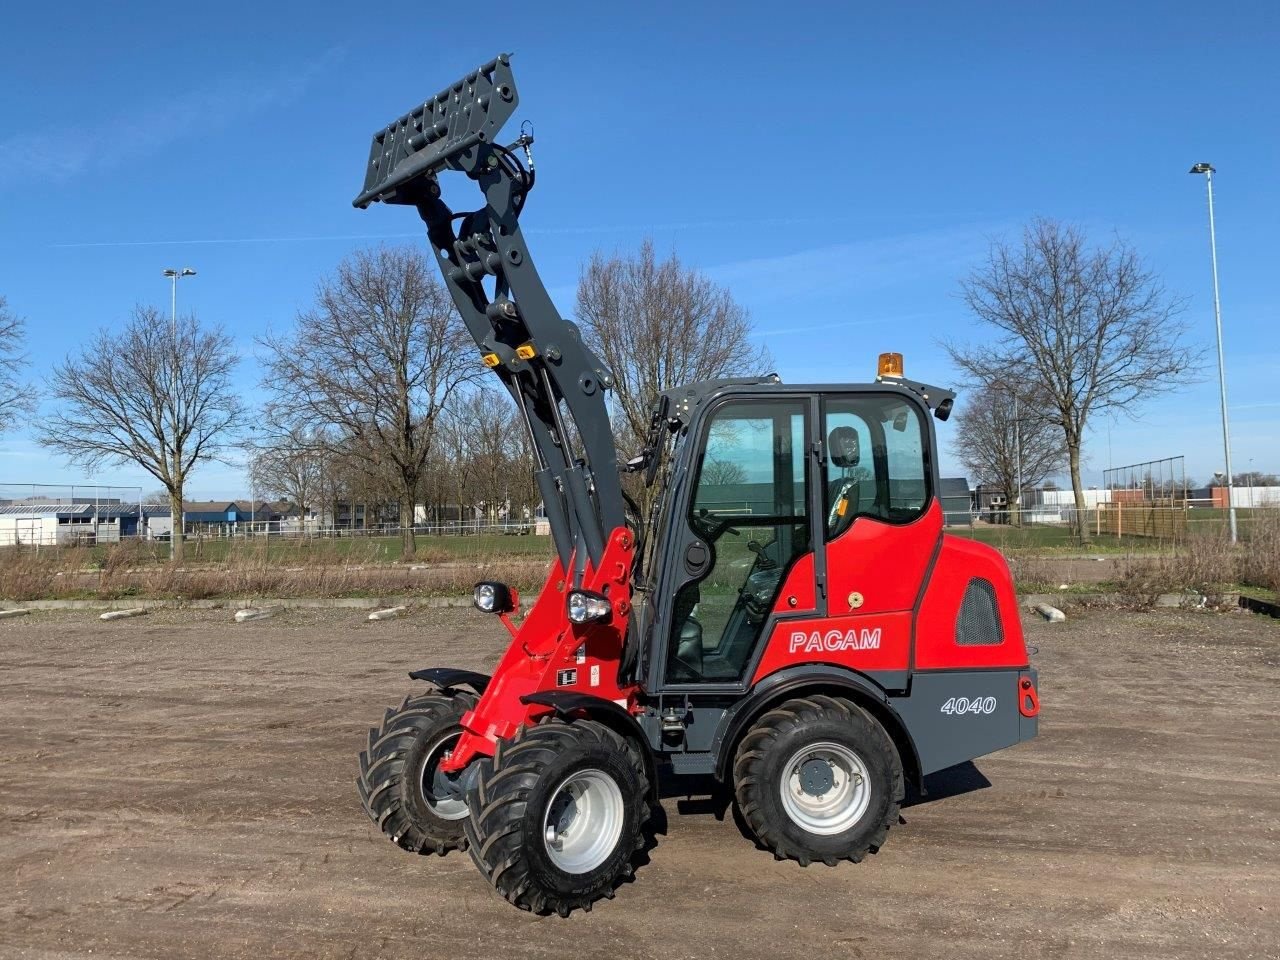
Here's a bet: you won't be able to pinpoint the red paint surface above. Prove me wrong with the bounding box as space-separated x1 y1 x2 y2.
753 610 912 680
914 534 1027 670
443 528 638 771
824 501 942 615
753 501 1027 686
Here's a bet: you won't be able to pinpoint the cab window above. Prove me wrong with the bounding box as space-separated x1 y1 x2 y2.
824 396 928 538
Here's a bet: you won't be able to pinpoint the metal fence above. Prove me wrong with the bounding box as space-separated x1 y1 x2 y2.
0 483 145 548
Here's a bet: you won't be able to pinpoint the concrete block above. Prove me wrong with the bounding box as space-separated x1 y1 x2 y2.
235 606 281 623
0 608 30 620
1033 603 1066 623
100 608 150 621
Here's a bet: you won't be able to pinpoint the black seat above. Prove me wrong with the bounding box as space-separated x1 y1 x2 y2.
827 425 862 539
674 616 704 679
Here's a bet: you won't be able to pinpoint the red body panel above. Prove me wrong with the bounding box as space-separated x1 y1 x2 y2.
825 501 942 616
752 502 1027 686
774 552 817 613
754 610 912 678
914 534 1027 670
442 528 638 772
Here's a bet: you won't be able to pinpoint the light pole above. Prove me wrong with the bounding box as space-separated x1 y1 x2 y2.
1014 393 1024 527
163 267 196 337
1188 163 1237 544
161 267 196 558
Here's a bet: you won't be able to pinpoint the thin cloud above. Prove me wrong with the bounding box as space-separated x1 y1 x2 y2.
47 216 827 250
705 222 1010 304
0 48 344 189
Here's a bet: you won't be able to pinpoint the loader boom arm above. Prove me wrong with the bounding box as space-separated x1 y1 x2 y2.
354 54 623 575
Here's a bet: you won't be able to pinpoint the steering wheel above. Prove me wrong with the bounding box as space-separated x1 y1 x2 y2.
692 509 739 541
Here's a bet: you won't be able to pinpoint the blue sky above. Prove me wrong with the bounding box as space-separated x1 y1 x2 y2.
1 0 1276 498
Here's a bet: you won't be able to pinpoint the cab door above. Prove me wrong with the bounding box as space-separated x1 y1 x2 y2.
654 395 816 689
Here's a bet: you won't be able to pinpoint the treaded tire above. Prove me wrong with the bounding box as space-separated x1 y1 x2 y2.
733 694 903 867
356 690 478 855
464 718 650 916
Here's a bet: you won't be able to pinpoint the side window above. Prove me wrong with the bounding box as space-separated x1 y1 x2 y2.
824 397 929 538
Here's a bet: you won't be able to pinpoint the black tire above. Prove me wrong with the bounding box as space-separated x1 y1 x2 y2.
464 718 650 916
356 690 478 855
733 694 903 867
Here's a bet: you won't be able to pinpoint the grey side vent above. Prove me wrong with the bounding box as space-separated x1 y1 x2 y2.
956 578 1004 646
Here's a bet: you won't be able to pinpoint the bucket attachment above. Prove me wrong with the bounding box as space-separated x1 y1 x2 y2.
353 53 518 208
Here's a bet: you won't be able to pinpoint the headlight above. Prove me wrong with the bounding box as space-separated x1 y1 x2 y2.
567 590 611 624
473 581 515 614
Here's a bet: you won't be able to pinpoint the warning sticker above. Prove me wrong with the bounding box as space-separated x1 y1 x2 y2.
575 643 586 664
590 664 600 687
556 668 577 687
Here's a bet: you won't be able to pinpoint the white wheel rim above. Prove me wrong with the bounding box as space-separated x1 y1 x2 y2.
779 741 871 836
543 769 625 874
419 734 468 821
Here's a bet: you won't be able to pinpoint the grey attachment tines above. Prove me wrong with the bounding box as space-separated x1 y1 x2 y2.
955 578 1004 646
354 54 517 208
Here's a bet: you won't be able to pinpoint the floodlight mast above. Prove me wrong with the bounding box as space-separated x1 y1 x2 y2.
353 54 623 576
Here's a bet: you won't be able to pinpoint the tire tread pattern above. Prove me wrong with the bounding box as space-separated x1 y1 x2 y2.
355 690 477 855
464 718 650 916
733 694 903 867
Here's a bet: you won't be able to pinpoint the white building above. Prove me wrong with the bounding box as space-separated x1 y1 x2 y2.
0 501 134 546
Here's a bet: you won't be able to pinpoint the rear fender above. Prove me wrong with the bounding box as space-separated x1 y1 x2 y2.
712 665 924 791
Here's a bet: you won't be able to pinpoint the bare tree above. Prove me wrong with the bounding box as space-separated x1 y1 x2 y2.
952 383 1066 524
947 219 1199 541
260 247 480 559
249 424 328 523
1235 470 1279 487
38 306 244 561
142 489 171 507
576 240 771 454
0 296 33 435
700 458 748 487
455 390 520 523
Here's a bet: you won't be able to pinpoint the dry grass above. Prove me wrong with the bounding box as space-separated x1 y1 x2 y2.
1240 510 1280 595
1112 520 1275 610
0 542 549 602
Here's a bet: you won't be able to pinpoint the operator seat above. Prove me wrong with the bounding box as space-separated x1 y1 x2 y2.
670 586 704 680
827 425 862 540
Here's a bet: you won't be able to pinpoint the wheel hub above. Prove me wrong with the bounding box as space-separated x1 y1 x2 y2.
420 735 468 821
798 757 835 796
780 741 871 836
542 769 625 874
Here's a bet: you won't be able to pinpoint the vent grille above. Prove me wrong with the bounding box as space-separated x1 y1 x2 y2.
956 578 1004 646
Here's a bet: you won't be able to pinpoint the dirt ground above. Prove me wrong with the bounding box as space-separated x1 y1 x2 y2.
2 605 1277 960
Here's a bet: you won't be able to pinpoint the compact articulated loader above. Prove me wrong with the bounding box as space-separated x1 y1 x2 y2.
353 54 1039 916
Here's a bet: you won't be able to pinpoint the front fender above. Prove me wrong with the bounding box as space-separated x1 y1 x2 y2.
521 691 658 800
407 667 491 695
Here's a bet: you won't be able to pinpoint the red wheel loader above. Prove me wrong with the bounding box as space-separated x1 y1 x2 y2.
353 54 1039 916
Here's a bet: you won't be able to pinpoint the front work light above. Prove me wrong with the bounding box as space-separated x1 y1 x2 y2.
567 589 611 624
473 580 516 614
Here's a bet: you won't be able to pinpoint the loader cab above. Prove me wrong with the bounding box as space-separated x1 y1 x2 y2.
641 381 940 695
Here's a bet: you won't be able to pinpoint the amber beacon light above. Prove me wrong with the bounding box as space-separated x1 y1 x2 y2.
877 352 905 379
